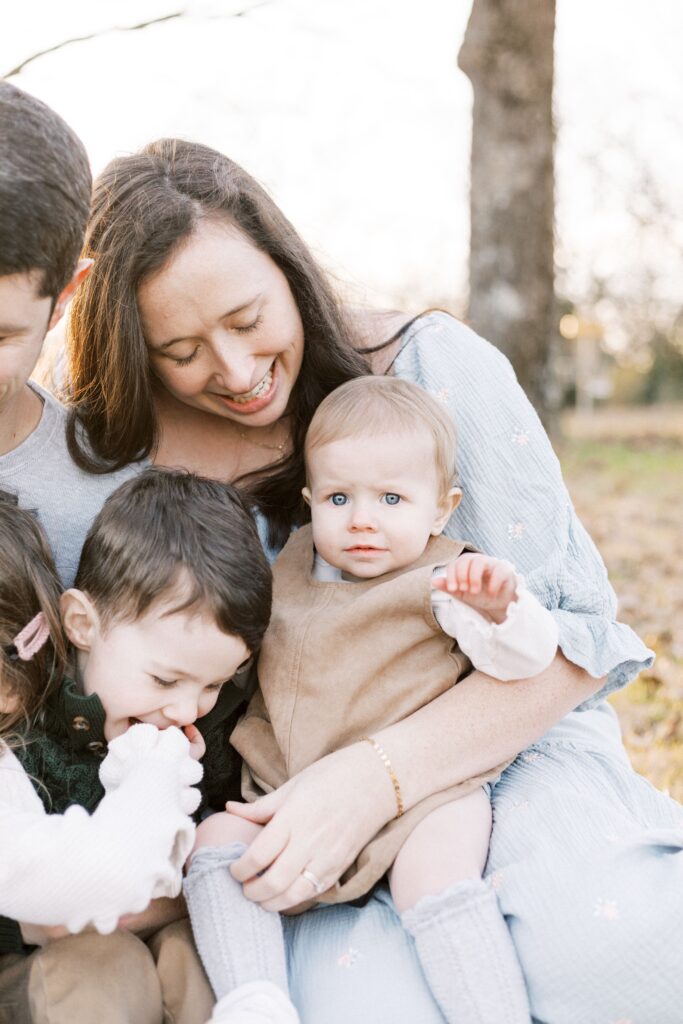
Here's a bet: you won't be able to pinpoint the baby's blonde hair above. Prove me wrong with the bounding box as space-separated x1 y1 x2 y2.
305 376 458 495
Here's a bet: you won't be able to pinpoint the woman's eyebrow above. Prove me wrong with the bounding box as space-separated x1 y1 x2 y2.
155 296 262 350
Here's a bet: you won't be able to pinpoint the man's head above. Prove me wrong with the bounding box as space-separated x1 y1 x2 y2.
61 469 272 741
303 376 461 578
0 82 92 408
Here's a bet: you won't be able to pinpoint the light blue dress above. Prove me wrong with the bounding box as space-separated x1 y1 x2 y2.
259 313 683 1023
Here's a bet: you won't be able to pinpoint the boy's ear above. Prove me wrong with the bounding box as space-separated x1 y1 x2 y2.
48 259 94 330
302 486 312 506
60 589 100 651
431 487 462 536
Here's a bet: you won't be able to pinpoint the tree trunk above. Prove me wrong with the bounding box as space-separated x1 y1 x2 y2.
458 0 556 420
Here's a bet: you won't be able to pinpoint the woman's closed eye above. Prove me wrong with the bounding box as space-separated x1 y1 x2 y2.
171 346 200 367
232 314 263 335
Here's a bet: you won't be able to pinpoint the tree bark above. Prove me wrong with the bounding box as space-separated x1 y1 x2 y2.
458 0 556 420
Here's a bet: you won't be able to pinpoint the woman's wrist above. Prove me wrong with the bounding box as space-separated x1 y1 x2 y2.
346 740 400 830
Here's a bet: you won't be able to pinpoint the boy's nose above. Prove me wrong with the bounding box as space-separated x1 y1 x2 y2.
163 695 199 727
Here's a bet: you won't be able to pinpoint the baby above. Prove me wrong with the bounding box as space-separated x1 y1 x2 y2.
185 376 559 1024
1 470 271 978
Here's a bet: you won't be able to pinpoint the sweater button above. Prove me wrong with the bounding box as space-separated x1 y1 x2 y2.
72 715 91 731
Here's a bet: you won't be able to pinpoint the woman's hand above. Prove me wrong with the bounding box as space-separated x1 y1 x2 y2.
227 743 397 912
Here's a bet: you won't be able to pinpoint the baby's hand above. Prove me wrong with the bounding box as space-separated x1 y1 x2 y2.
432 552 518 624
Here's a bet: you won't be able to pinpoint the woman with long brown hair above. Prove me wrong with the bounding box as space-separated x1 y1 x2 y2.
64 138 682 1023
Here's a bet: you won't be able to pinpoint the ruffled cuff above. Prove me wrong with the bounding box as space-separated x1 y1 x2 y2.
551 608 655 710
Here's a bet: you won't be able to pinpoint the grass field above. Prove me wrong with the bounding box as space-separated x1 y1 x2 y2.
559 406 683 799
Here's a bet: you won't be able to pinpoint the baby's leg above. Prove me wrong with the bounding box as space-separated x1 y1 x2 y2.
391 789 530 1024
184 812 299 1023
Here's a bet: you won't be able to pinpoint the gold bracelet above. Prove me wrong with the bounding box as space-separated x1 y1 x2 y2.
360 737 404 818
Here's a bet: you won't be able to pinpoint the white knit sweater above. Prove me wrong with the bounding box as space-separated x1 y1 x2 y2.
0 724 201 934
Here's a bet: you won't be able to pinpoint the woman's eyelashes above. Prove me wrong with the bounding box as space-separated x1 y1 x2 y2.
233 314 263 335
171 346 199 367
170 315 263 367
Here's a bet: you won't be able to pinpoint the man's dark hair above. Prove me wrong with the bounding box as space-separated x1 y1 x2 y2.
0 81 91 298
75 469 272 654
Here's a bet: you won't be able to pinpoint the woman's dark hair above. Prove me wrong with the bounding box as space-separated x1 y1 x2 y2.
75 468 272 654
67 138 372 548
0 492 68 742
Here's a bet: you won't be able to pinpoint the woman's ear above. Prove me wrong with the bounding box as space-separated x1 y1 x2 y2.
60 589 100 651
302 486 312 506
431 487 462 536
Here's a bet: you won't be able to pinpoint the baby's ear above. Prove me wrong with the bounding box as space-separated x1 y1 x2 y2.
301 486 312 506
60 589 100 650
431 487 462 536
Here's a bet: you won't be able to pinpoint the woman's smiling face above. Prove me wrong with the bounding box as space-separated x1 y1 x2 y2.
139 217 305 427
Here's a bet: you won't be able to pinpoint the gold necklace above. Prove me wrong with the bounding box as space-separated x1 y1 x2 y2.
237 427 288 454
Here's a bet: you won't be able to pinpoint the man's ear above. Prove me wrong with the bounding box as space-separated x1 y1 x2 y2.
48 259 94 331
60 589 100 651
431 487 462 536
302 486 312 506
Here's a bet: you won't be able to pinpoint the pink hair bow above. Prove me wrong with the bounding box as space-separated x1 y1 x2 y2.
8 612 50 661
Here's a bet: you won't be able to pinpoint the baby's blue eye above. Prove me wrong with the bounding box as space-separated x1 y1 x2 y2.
383 493 401 505
330 493 348 506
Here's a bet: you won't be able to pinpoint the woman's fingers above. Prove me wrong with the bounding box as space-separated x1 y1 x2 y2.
257 872 326 914
229 818 290 883
240 835 323 906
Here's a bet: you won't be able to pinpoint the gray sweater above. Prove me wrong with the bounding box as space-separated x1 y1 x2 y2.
0 383 143 586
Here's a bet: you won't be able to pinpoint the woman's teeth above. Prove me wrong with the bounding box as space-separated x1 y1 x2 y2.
226 367 273 403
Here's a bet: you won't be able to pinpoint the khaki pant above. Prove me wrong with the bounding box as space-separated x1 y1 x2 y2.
0 918 214 1024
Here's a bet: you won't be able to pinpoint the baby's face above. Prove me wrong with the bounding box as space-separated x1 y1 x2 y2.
305 431 454 578
73 597 250 742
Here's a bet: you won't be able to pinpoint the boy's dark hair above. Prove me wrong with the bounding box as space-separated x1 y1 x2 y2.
0 81 91 298
75 469 272 654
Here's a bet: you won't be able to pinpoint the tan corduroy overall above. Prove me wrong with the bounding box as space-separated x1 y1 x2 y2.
231 525 512 903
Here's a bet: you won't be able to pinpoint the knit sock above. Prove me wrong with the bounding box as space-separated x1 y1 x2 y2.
401 878 531 1024
184 843 291 1004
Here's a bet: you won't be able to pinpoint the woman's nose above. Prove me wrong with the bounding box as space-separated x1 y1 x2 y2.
210 338 257 395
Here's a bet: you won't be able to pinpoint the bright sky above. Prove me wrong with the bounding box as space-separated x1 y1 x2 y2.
2 0 682 341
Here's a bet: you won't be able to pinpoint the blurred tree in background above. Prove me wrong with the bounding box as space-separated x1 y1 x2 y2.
459 0 556 422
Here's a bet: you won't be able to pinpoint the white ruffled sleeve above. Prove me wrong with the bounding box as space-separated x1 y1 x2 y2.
0 725 202 934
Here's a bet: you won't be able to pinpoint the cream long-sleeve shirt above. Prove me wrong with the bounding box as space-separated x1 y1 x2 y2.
0 724 201 935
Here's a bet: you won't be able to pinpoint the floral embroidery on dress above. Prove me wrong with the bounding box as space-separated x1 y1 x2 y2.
507 521 525 540
337 947 362 969
488 870 503 891
429 387 450 404
593 898 619 920
521 751 540 764
511 428 530 446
